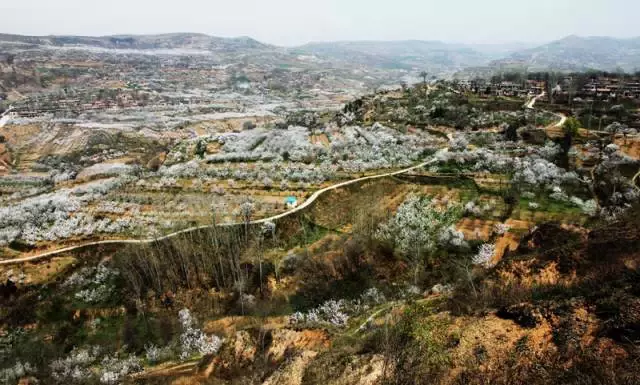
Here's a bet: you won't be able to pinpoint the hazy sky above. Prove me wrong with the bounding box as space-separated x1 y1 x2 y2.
2 0 638 46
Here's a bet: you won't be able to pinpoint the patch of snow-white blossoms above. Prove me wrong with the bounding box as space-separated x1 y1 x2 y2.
76 162 136 180
403 285 423 298
307 300 350 327
376 195 461 257
434 146 581 191
338 111 356 125
438 225 468 248
430 283 454 295
493 223 511 235
536 141 561 161
262 176 273 188
289 288 387 328
50 346 101 383
0 177 134 246
159 160 200 178
464 200 494 217
449 136 469 152
49 346 142 384
549 186 569 202
235 200 256 220
177 309 223 360
512 157 580 188
172 124 441 176
98 355 143 384
63 262 120 304
547 186 599 216
144 344 174 365
569 196 599 216
359 287 387 304
472 243 496 268
51 169 78 183
95 201 141 215
0 362 34 384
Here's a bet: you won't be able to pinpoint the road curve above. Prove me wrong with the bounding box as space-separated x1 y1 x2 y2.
0 152 446 266
526 91 567 129
553 113 567 128
633 168 640 192
526 92 546 110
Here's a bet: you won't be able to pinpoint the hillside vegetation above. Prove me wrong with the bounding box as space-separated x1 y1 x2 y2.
0 83 639 385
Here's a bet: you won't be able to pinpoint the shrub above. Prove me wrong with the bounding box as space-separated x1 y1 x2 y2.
0 362 34 384
143 344 173 364
177 309 223 360
64 262 120 304
289 288 387 328
472 244 495 268
562 117 581 137
378 304 452 384
376 195 462 262
98 355 142 384
49 347 100 383
242 120 257 130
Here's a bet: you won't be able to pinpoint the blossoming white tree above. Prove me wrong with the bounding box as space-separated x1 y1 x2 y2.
177 309 223 360
377 195 462 284
289 288 386 328
472 243 496 268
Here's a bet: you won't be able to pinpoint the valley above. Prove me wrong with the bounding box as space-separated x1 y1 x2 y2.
0 31 639 385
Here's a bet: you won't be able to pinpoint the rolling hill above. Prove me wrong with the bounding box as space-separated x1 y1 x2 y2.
2 33 640 87
491 35 640 72
0 33 271 52
292 40 494 72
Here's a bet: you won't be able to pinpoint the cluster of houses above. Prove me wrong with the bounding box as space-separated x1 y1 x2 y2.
454 74 640 102
577 77 640 99
455 79 545 97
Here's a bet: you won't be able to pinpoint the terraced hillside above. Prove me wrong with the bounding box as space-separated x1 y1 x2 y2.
0 83 639 385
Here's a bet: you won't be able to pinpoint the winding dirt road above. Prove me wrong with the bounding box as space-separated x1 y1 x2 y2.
525 92 546 109
526 92 567 128
0 151 447 266
0 91 563 266
633 169 640 192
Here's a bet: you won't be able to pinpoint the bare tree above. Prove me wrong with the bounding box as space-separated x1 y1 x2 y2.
420 71 428 85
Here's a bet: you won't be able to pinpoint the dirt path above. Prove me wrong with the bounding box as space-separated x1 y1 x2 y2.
526 92 545 109
0 91 567 266
553 113 567 128
0 151 448 265
526 92 567 129
633 168 640 191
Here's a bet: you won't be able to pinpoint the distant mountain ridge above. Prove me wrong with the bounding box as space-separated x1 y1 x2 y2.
491 35 640 72
0 33 271 51
293 40 493 72
1 33 639 74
